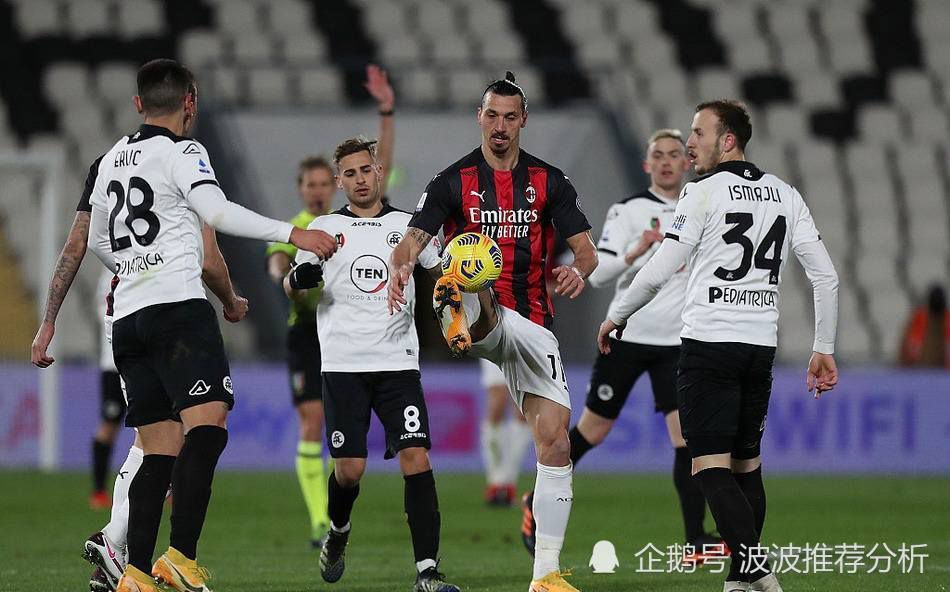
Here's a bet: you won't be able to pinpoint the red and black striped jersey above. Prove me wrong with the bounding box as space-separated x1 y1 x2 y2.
410 147 591 329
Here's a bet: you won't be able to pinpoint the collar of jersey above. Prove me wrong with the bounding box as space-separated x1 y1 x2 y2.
129 124 190 144
333 203 399 218
696 160 764 182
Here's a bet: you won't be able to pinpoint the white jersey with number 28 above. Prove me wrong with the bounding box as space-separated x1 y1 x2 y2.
88 125 222 320
668 161 822 347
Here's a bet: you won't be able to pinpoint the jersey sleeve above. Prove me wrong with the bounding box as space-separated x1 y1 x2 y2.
408 173 454 237
548 172 591 239
789 187 822 248
169 140 220 196
666 182 709 246
76 155 104 212
417 234 442 270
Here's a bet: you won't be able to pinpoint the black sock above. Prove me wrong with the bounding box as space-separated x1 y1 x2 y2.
568 426 594 466
733 467 766 539
327 471 360 530
694 467 769 582
169 426 228 560
127 454 176 573
92 439 112 492
673 447 706 542
404 470 440 566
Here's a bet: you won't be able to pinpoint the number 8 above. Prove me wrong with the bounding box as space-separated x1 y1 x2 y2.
404 405 420 433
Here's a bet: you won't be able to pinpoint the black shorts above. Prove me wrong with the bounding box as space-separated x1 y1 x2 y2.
100 370 126 423
584 339 680 419
287 322 322 405
112 299 234 428
322 370 431 460
676 338 776 459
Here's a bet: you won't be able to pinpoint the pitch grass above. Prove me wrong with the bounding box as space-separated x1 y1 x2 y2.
2 471 948 591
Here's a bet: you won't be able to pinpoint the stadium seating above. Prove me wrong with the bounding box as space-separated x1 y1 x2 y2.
0 0 946 364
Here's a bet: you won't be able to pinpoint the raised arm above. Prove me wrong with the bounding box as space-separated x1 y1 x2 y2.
388 227 433 313
201 224 248 322
364 64 395 193
552 231 598 299
31 211 90 367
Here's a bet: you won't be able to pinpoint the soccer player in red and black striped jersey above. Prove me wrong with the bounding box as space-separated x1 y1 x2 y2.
388 73 597 592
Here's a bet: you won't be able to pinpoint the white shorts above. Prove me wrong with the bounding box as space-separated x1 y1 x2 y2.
469 300 571 411
479 359 507 389
99 314 118 373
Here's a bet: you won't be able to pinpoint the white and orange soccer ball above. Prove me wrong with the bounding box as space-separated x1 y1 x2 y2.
441 232 503 293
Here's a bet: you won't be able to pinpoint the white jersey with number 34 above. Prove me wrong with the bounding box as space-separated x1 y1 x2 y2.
88 125 221 320
668 161 821 347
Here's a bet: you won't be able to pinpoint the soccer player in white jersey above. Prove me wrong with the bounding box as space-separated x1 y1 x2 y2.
521 128 721 559
30 121 245 591
597 100 839 592
84 59 337 592
286 137 460 592
479 358 532 507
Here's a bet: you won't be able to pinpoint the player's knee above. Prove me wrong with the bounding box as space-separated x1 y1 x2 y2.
398 447 431 475
536 428 570 465
334 459 366 487
95 421 121 443
578 411 613 446
297 403 324 441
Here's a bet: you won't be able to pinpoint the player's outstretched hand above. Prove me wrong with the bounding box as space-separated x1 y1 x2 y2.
597 319 624 354
387 262 413 314
291 227 337 260
552 265 585 299
806 352 838 398
223 295 249 323
31 321 56 368
365 64 394 111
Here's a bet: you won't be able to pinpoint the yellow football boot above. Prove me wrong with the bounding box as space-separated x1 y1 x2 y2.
115 565 161 592
433 276 471 357
528 570 579 592
151 547 213 592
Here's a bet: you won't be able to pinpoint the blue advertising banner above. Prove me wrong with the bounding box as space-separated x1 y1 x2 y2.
1 363 948 473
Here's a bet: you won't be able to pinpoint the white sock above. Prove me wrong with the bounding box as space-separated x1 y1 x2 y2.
331 521 351 534
501 419 533 485
532 462 573 580
102 445 143 547
416 558 437 573
481 421 506 485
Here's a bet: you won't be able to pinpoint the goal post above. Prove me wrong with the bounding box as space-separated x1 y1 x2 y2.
0 146 66 471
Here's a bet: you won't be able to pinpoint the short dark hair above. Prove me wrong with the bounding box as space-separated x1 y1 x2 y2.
481 71 527 113
695 99 752 150
332 136 378 170
296 155 333 185
137 59 196 116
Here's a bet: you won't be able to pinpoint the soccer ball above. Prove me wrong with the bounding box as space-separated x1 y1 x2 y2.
441 232 503 293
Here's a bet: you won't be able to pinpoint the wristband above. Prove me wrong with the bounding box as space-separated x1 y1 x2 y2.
288 262 323 290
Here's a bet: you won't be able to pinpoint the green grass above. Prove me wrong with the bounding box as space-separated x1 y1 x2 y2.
2 471 948 591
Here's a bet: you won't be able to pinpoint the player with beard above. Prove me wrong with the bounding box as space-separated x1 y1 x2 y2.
521 129 724 563
598 100 839 592
388 72 597 592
